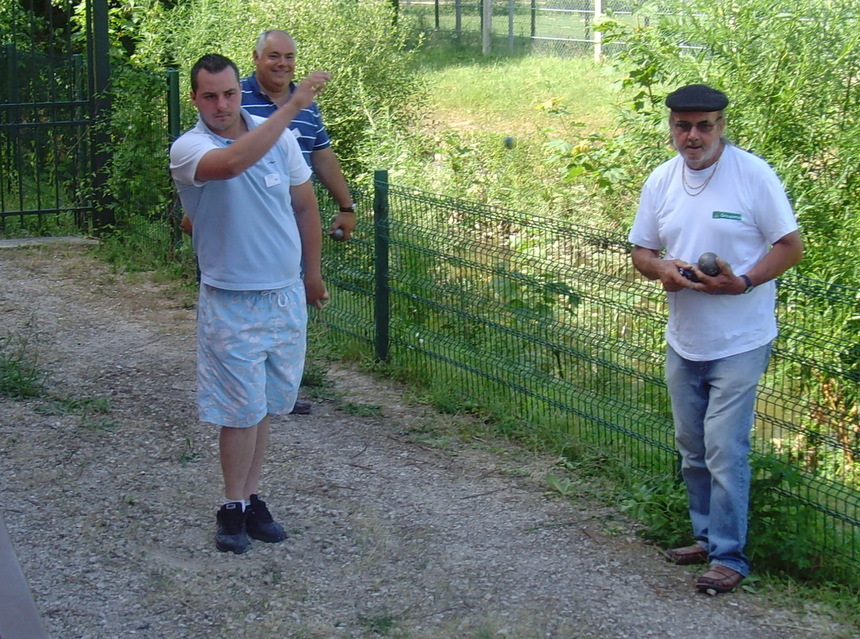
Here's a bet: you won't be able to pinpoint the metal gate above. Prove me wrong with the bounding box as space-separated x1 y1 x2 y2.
0 0 110 236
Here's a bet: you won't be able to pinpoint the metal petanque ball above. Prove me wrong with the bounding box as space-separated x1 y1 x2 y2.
330 228 345 241
503 136 516 149
697 251 721 277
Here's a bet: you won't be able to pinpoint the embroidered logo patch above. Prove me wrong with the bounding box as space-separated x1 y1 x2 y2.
712 211 742 221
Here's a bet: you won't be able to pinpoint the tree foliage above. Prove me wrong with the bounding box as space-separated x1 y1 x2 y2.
125 0 426 178
558 0 860 285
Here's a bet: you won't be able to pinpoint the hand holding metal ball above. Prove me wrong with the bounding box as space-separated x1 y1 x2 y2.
679 252 723 282
697 251 721 277
330 227 345 241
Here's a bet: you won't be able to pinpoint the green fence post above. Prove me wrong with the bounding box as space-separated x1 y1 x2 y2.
89 0 114 230
530 0 536 38
167 69 181 141
167 69 182 248
374 170 390 362
5 44 21 217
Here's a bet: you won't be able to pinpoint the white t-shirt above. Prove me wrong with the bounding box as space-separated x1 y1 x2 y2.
169 110 312 290
628 144 798 361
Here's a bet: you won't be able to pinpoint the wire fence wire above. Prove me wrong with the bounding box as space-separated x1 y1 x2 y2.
400 0 640 56
315 175 860 575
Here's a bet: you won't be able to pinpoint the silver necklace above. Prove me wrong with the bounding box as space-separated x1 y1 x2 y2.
681 158 720 196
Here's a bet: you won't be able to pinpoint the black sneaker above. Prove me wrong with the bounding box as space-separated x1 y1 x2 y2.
216 502 249 554
245 494 286 543
289 399 312 415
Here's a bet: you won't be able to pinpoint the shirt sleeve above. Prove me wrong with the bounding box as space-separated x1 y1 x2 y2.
311 103 332 152
281 129 313 186
752 166 799 244
628 175 663 250
169 129 215 187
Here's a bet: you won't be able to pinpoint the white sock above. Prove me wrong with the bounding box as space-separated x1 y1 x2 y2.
223 499 245 512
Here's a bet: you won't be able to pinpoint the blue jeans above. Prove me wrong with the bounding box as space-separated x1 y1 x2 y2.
665 342 772 576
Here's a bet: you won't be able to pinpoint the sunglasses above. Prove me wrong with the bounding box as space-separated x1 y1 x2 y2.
673 116 723 133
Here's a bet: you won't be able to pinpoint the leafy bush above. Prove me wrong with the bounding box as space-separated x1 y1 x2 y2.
102 64 173 228
619 456 851 584
620 473 690 549
553 0 860 281
746 456 822 576
129 0 427 179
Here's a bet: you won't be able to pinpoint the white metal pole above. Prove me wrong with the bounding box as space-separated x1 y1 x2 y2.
594 0 603 62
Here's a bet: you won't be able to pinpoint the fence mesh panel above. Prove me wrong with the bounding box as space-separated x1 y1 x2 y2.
401 0 640 56
313 177 860 573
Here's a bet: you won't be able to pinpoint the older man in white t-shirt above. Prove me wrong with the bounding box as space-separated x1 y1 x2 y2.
628 84 803 594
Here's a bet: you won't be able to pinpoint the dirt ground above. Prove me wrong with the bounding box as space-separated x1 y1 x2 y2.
0 240 855 639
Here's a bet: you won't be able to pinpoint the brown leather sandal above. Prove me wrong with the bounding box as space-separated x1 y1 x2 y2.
696 564 745 594
664 543 708 565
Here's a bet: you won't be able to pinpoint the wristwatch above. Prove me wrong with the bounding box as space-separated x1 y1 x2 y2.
339 203 356 213
740 274 755 294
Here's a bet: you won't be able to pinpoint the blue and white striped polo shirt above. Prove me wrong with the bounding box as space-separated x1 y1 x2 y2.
240 73 331 169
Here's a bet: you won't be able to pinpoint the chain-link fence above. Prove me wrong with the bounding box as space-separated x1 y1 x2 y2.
400 0 641 57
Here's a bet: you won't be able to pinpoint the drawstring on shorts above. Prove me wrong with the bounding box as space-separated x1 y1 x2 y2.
261 290 289 308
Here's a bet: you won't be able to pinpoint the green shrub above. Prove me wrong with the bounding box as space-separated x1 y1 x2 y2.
0 326 50 399
129 0 427 178
553 0 860 280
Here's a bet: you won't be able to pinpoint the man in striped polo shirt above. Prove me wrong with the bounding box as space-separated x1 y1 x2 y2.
241 29 357 416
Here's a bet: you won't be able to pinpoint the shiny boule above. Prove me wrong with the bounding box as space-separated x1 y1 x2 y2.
697 251 721 276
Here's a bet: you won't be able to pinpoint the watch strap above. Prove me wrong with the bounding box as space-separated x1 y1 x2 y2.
740 274 754 294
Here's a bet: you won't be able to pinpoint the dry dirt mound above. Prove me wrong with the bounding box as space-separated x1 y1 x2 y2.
0 242 853 638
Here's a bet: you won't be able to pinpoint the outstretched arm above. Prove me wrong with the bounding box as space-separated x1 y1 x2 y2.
194 72 331 183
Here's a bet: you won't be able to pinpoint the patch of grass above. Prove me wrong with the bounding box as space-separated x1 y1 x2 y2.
364 39 628 221
755 575 860 633
1 322 117 433
356 612 399 636
49 396 112 416
179 436 201 464
300 358 330 389
80 414 119 433
0 325 51 399
340 402 385 419
420 51 620 137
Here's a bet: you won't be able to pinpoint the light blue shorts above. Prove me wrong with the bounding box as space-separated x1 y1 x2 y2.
197 281 307 428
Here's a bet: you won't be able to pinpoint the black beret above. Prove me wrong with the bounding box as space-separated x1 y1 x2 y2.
665 84 729 112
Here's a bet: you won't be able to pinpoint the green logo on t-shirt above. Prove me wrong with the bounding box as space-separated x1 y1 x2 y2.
713 211 742 221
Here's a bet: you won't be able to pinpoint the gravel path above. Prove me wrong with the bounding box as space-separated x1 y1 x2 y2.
0 242 854 639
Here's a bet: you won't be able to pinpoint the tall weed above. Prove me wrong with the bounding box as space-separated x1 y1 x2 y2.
0 323 50 399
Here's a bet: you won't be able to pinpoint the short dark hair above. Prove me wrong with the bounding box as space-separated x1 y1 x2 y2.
190 54 240 92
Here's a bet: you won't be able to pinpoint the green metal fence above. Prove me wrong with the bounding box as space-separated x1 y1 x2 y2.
0 0 112 236
316 171 860 574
